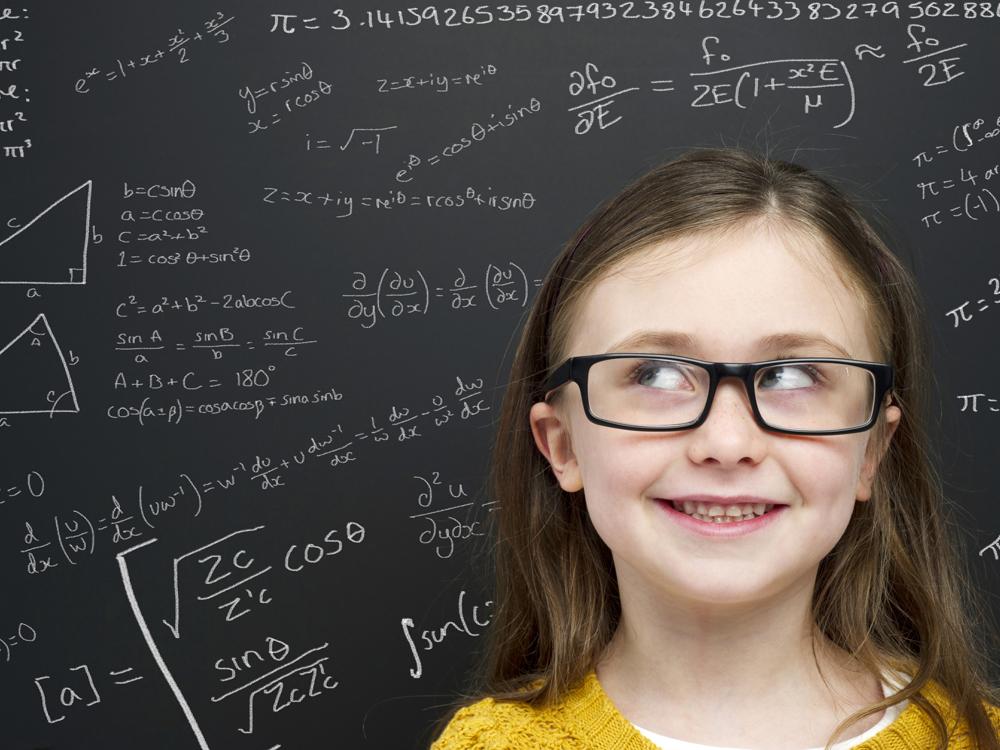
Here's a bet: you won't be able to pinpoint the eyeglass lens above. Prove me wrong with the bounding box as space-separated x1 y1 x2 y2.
586 357 876 431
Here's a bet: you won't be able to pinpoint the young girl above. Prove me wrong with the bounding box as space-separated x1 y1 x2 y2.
427 147 1000 749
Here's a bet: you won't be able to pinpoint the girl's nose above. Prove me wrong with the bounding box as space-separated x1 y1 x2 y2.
687 378 766 463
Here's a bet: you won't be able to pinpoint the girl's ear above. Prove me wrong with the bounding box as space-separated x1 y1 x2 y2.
855 403 901 502
529 401 584 493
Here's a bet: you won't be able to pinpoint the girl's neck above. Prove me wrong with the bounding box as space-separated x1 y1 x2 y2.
595 626 884 749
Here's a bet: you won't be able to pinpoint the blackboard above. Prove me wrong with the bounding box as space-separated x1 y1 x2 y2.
3 3 1000 749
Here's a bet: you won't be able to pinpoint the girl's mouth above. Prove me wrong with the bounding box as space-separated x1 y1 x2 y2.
666 499 781 522
656 499 789 537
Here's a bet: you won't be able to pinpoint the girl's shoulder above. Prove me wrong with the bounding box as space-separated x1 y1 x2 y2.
428 694 557 750
428 673 656 750
866 677 1000 749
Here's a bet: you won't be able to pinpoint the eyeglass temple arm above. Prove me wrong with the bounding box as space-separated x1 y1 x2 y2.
542 359 573 399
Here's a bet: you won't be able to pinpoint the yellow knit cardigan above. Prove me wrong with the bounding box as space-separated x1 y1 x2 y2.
431 671 1000 749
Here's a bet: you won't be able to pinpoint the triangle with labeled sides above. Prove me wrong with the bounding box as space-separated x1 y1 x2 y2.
0 180 91 284
0 313 79 414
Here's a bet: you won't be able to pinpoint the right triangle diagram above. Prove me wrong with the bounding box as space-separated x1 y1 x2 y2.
0 181 91 284
0 313 79 414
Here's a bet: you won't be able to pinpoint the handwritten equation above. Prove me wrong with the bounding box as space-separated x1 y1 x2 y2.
912 108 1000 229
17 373 491 575
114 327 316 361
570 26 966 135
117 532 348 739
210 634 339 735
73 11 233 94
35 662 144 724
944 273 1000 328
261 184 535 216
21 492 150 574
240 61 334 135
394 95 542 180
155 523 364 637
344 265 537 328
570 54 856 133
912 107 1000 168
410 471 493 559
264 3 1000 32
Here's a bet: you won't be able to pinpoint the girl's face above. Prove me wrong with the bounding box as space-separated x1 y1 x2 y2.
529 221 901 607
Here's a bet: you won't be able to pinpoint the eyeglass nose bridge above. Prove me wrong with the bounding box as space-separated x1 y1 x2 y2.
696 362 765 427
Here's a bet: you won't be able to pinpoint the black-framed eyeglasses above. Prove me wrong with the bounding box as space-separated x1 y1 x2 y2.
541 353 894 436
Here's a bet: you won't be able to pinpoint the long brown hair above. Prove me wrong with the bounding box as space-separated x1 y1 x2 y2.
427 147 1000 749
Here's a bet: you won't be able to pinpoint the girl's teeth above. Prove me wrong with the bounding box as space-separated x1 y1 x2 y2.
669 500 775 522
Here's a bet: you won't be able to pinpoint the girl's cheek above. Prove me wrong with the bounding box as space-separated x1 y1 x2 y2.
784 440 859 485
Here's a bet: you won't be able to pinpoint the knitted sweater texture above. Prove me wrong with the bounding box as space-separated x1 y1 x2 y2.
431 671 1000 749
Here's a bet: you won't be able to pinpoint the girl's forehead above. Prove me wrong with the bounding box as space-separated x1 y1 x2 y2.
606 221 836 280
566 227 874 361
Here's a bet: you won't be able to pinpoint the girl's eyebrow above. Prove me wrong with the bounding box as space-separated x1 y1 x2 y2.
604 330 853 359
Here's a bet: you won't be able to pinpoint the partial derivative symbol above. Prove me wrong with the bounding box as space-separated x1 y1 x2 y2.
0 313 79 415
0 180 92 284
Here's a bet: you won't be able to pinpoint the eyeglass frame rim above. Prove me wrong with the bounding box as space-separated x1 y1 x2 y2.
541 353 895 436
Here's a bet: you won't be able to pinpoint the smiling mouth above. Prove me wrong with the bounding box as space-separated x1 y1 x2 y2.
664 499 784 522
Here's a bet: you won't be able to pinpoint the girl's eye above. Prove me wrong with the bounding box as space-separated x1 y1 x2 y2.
758 364 822 390
631 362 690 390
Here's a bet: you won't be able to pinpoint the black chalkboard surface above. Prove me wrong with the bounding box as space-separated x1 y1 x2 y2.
3 3 999 749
